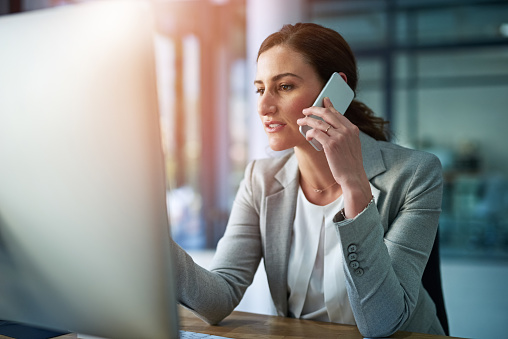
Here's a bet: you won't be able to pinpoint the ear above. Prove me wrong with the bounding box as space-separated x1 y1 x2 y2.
338 72 348 83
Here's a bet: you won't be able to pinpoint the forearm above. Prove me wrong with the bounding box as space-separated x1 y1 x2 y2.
170 165 263 324
334 188 442 337
170 240 239 324
335 204 419 337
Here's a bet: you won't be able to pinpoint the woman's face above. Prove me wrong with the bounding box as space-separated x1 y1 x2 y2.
255 45 324 151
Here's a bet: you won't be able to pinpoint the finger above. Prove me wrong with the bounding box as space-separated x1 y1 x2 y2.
301 97 351 132
323 96 335 110
323 97 345 116
304 126 333 151
302 123 335 144
314 97 344 122
301 107 338 129
323 96 358 131
302 106 326 118
324 123 333 135
297 115 334 131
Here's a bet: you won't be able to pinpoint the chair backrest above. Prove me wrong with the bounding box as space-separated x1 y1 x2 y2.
422 231 449 335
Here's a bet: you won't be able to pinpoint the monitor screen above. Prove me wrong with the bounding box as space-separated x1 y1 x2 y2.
0 1 179 338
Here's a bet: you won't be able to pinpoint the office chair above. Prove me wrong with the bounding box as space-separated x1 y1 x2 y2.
422 231 449 335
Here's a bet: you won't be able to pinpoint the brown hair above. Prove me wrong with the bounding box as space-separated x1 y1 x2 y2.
257 23 389 141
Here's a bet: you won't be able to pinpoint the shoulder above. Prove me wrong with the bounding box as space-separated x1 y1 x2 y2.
245 151 296 180
360 132 442 184
363 137 443 229
371 140 443 208
377 140 442 173
361 131 442 191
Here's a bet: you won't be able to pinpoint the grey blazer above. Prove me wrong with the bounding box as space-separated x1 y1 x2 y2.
172 132 445 337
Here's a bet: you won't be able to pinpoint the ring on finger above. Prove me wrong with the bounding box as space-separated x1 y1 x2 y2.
325 124 332 134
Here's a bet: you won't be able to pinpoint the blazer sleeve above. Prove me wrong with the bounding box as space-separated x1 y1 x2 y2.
334 152 443 338
171 160 262 324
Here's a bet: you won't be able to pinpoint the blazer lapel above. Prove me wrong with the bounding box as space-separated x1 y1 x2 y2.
263 154 299 316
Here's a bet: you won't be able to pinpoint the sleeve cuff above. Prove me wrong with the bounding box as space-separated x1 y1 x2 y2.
333 196 375 224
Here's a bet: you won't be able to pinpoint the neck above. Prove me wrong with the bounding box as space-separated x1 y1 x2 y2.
295 146 333 185
294 146 341 205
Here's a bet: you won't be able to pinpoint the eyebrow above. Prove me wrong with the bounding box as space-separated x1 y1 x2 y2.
253 72 303 85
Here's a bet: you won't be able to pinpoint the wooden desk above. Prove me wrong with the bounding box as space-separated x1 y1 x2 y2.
179 306 461 339
0 307 462 339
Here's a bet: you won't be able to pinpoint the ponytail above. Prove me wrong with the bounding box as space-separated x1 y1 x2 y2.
345 100 390 141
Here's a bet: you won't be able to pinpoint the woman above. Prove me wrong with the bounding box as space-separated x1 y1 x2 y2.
171 23 444 337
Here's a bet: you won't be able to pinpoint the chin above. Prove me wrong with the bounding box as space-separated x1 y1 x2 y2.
268 142 292 152
267 135 301 152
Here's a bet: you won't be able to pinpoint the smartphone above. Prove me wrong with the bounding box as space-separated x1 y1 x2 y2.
299 72 354 151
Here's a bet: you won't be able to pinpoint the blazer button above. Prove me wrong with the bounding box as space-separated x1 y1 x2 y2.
347 244 357 253
348 253 357 261
349 261 359 269
355 268 364 276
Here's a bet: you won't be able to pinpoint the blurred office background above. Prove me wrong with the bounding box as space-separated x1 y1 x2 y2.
3 0 508 338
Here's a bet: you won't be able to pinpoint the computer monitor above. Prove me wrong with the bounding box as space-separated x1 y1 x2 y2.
0 1 179 338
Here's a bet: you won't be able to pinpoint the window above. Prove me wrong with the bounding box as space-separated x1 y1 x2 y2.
311 0 508 259
153 0 247 249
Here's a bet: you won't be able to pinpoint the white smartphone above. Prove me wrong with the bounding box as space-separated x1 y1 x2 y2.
299 72 354 151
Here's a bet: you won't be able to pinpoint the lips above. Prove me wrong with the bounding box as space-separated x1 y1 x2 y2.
268 123 282 128
264 121 286 133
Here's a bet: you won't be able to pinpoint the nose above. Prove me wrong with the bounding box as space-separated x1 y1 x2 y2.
258 92 277 116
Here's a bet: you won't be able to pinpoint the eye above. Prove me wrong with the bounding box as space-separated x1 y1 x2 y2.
255 88 265 95
279 84 293 91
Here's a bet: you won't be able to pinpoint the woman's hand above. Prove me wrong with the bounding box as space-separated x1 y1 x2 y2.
297 97 372 218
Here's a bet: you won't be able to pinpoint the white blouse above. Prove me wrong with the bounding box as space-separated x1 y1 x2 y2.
287 187 356 325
